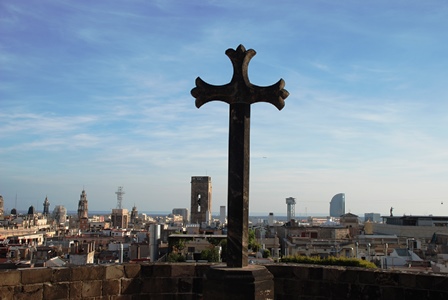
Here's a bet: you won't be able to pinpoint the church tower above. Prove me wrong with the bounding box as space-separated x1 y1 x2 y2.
77 189 89 231
190 176 212 225
43 196 50 216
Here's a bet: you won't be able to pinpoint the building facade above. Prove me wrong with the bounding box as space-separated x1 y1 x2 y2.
190 176 212 225
111 208 129 229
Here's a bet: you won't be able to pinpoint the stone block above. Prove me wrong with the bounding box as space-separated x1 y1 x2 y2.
51 267 71 283
322 266 345 282
359 284 381 298
21 268 52 284
307 266 323 281
121 278 142 295
337 268 359 284
374 271 399 286
328 282 350 298
123 263 141 278
171 263 196 277
140 263 154 278
103 279 121 295
69 281 83 299
380 286 404 299
0 286 16 299
357 269 377 285
178 277 193 293
72 265 106 281
141 277 178 294
265 264 294 279
19 284 43 300
81 279 102 298
397 273 416 288
153 263 173 277
430 274 448 292
106 264 125 279
203 265 274 300
292 265 310 280
192 277 203 294
43 282 69 299
194 263 211 278
0 270 21 286
282 278 304 295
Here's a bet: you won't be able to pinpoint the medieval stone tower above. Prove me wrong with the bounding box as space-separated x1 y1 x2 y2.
190 176 212 225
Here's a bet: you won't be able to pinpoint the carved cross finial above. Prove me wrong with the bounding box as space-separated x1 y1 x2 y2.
191 45 289 268
191 44 289 110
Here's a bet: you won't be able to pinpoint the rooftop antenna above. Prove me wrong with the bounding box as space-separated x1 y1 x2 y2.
115 186 125 209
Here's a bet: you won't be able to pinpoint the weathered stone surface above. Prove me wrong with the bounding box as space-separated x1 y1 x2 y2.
141 277 178 294
152 263 173 277
51 267 71 283
178 277 194 293
72 265 105 281
140 263 154 277
18 284 43 300
0 286 16 299
103 279 121 295
123 263 141 278
43 282 69 299
307 266 323 281
81 279 102 298
21 268 52 284
171 263 196 277
69 281 82 299
106 264 125 279
0 270 21 286
121 278 142 295
203 265 274 300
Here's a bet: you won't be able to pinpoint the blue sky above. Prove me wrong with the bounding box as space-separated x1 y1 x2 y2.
1 0 448 217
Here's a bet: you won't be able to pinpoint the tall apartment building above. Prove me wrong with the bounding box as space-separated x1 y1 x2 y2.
111 208 129 229
190 176 212 225
329 193 345 217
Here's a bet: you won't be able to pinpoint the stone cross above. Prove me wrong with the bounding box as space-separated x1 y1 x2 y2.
191 44 289 268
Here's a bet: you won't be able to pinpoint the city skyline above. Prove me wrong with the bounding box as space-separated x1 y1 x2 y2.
1 1 448 216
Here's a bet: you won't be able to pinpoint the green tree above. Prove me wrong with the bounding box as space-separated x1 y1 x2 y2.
262 249 271 258
200 247 220 262
248 229 261 252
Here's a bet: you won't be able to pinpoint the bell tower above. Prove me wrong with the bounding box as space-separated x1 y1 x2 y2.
190 176 212 225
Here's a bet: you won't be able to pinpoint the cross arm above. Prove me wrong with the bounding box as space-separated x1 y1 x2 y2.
191 77 234 108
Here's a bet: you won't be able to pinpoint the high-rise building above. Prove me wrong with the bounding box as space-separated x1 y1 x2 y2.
43 196 50 216
111 208 129 229
329 193 345 217
286 197 296 222
219 206 226 225
190 176 212 225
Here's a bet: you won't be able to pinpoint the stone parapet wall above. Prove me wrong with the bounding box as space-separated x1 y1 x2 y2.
0 263 209 299
266 264 448 299
1 263 448 299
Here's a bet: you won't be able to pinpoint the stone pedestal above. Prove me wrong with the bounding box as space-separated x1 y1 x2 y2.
203 265 274 300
